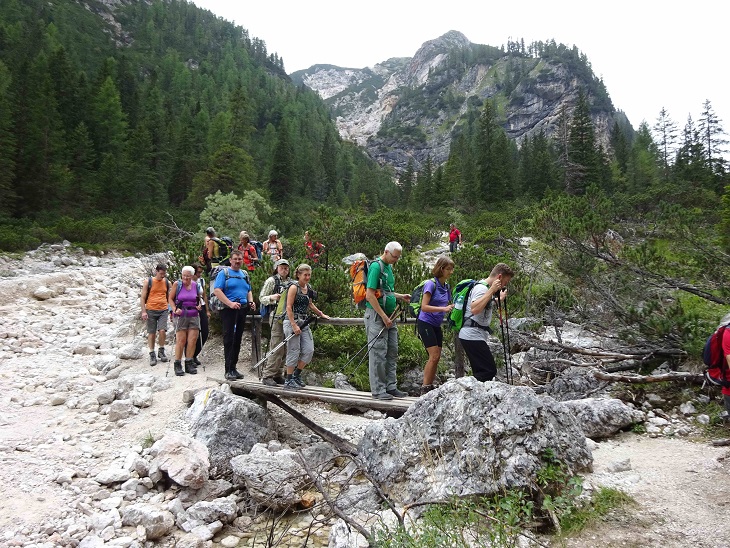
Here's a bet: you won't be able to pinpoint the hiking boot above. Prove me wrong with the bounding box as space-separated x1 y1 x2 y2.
230 369 244 380
284 377 301 390
386 388 408 398
149 352 157 366
420 384 436 396
292 369 306 388
273 376 286 385
192 356 201 366
262 377 278 387
173 360 184 376
372 393 393 400
184 359 197 375
158 347 169 363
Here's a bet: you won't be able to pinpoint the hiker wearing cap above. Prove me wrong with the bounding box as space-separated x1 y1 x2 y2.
140 264 171 366
258 258 292 385
449 223 462 253
365 241 411 400
459 263 514 382
238 231 259 272
266 230 283 262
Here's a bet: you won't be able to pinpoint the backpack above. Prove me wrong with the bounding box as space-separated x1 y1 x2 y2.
703 325 730 388
211 236 234 266
274 281 313 320
350 258 385 309
260 276 284 321
209 267 250 312
408 278 450 318
173 280 202 306
144 277 171 303
447 279 487 332
251 240 264 261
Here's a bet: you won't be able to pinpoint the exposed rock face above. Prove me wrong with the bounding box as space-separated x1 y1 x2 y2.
292 31 622 173
185 388 277 478
357 377 592 505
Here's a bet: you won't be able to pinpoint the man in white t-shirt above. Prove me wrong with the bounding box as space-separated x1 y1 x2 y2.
458 263 514 382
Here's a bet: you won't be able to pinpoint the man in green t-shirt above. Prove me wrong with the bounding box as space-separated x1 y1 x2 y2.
365 241 411 400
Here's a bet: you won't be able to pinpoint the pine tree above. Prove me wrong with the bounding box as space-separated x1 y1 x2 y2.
399 158 415 206
0 61 16 217
567 90 599 194
269 119 295 201
698 99 728 182
652 107 678 180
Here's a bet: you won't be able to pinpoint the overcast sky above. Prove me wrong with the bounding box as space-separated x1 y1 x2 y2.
192 0 729 138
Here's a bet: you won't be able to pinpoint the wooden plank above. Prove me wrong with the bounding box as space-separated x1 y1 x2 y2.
214 378 417 413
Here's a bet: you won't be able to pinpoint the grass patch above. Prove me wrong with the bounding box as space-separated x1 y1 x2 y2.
141 431 156 449
560 487 635 535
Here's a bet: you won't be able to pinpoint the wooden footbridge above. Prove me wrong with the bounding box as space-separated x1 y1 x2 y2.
217 377 419 414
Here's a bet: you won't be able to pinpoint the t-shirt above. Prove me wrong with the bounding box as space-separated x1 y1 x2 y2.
721 328 730 396
214 268 251 305
449 228 461 243
145 277 169 311
458 282 493 342
365 259 396 315
417 278 451 327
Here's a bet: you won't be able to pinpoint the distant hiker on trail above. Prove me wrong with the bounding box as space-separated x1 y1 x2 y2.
168 266 201 376
238 231 259 272
213 250 256 381
282 263 330 390
459 263 514 382
304 230 325 265
265 230 283 262
449 223 462 253
259 258 291 386
192 265 210 367
202 227 216 273
418 256 455 395
140 264 171 366
366 241 411 400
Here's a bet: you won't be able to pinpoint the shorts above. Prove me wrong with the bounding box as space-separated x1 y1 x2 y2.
417 319 443 348
175 315 201 332
146 309 168 334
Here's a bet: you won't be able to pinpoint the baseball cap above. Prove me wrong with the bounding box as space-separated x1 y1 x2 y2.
274 259 290 268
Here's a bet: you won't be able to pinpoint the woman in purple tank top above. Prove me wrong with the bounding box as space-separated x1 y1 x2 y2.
168 266 202 376
417 256 454 395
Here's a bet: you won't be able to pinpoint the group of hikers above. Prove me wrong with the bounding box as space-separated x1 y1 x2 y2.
140 223 520 399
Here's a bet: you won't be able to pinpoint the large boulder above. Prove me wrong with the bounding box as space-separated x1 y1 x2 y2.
121 503 174 540
149 432 209 489
230 442 309 512
561 398 644 439
357 378 592 505
544 367 607 401
185 389 277 478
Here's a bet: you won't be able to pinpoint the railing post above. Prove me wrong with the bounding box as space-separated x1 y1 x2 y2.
454 335 465 378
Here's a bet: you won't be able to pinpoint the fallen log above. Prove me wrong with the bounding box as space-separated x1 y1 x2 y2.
593 370 703 384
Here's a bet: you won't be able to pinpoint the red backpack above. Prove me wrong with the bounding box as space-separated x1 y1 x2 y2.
703 325 730 388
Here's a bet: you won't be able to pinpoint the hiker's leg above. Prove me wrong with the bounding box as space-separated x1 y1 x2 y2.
418 321 442 386
461 338 496 381
230 309 247 368
365 309 388 397
195 308 209 358
263 319 285 379
220 308 236 371
283 320 301 375
297 326 314 365
186 328 199 358
175 330 187 360
385 323 399 391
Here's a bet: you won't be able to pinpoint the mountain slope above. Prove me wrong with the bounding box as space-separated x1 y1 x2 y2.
292 31 628 171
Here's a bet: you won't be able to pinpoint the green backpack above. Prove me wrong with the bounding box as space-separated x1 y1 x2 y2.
447 279 486 331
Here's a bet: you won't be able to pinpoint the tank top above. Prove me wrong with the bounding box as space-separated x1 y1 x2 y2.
175 282 199 317
146 277 169 311
291 283 311 317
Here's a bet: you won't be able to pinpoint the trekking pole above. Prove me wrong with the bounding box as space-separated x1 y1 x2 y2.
495 297 511 385
503 293 513 385
249 315 316 373
166 315 176 378
340 306 401 378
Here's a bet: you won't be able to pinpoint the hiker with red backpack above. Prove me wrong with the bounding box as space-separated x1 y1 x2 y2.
238 231 259 272
365 241 411 400
168 266 202 376
417 256 455 395
458 263 514 382
705 313 730 418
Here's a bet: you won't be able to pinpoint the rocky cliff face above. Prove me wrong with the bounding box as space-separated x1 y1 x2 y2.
292 31 622 172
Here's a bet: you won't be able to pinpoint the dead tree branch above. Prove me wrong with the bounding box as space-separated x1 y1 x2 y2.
593 370 703 384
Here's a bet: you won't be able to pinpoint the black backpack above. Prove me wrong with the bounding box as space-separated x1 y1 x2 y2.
211 236 234 266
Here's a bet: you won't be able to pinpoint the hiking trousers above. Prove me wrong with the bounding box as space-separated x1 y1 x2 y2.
262 319 286 378
220 307 248 371
364 308 399 397
459 337 496 382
